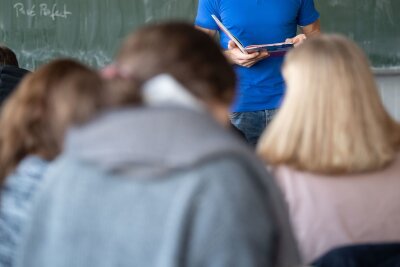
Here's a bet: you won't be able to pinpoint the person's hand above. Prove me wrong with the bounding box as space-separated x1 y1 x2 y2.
225 40 269 68
286 34 307 47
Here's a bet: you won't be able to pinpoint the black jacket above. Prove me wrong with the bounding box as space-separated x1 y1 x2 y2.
0 65 30 105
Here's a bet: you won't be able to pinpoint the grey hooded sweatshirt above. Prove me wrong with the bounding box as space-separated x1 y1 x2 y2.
16 106 300 267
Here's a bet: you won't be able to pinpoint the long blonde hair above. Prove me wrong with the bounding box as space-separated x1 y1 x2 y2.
257 35 400 175
0 59 104 184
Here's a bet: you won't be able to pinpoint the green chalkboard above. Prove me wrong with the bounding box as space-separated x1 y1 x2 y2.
315 0 400 70
1 1 399 71
0 0 198 70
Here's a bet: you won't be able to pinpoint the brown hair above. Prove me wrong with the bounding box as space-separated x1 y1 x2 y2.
0 59 104 183
0 45 19 67
107 22 236 107
257 35 400 175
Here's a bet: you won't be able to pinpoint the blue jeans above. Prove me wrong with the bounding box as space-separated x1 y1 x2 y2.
230 109 278 146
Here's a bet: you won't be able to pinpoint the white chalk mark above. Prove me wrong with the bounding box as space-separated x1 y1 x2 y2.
13 2 72 21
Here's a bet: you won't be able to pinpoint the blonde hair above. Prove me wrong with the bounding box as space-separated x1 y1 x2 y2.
257 35 400 175
0 59 104 183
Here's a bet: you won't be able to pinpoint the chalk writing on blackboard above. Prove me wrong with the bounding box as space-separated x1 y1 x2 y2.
13 3 72 21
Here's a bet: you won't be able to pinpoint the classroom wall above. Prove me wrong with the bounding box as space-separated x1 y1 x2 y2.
376 74 400 121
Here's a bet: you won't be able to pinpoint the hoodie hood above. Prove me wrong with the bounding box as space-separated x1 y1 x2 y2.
64 74 248 177
64 106 248 177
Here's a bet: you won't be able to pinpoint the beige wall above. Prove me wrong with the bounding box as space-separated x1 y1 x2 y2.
376 74 400 121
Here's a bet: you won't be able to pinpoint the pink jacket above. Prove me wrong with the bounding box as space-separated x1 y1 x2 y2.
273 153 400 263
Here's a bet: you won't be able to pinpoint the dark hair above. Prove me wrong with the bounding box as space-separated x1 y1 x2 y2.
0 45 19 67
109 22 236 106
0 59 105 183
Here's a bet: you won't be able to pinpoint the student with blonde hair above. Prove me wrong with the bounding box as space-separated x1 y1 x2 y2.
257 34 400 264
0 59 104 267
16 23 300 267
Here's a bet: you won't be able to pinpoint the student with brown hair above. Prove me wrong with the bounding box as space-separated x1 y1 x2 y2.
0 46 18 66
0 45 30 106
16 23 300 267
0 59 104 267
257 35 400 264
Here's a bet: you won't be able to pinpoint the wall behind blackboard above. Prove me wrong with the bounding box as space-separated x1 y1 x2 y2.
0 0 198 70
315 0 400 70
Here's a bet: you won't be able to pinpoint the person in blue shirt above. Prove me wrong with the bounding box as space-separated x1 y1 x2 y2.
195 0 321 145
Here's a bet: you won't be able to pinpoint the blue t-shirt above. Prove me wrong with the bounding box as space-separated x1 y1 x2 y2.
195 0 319 112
